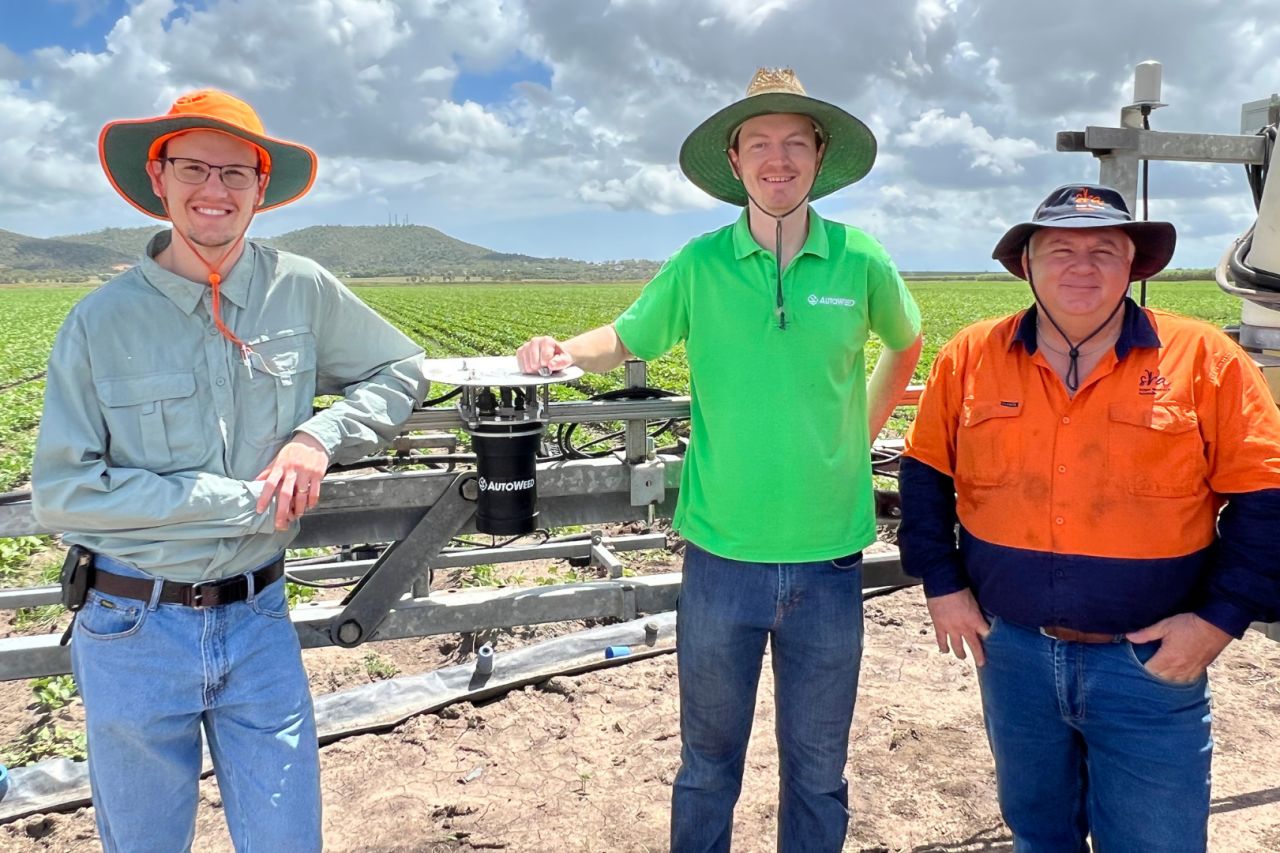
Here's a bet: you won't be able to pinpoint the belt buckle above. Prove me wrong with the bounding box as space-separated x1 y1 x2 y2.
187 579 219 609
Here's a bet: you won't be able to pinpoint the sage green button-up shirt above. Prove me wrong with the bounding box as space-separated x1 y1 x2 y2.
32 232 427 582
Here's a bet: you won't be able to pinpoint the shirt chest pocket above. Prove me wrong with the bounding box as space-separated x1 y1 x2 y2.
95 371 203 471
1107 403 1206 497
955 400 1023 487
243 330 318 447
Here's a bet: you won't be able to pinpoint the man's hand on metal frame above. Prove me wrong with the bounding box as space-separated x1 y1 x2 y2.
255 431 330 531
516 335 574 375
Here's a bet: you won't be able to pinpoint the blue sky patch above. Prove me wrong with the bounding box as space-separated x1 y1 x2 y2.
452 52 552 105
3 0 131 54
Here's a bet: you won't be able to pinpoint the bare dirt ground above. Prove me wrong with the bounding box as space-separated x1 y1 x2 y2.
2 544 1279 852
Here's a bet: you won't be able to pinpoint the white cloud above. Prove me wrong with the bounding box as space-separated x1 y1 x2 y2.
579 165 718 214
704 0 796 31
898 109 1042 176
0 0 1275 268
412 100 519 158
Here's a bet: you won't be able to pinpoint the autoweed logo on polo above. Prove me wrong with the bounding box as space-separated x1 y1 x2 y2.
477 476 535 492
807 294 857 307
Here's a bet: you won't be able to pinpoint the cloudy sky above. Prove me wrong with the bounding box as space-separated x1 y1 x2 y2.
2 0 1277 270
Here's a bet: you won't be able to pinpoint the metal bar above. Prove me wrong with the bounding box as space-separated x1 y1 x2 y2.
623 360 649 464
390 434 457 451
404 385 919 434
1082 127 1267 165
1056 130 1089 153
1098 152 1141 217
405 397 691 431
0 535 670 611
590 542 625 579
0 573 686 681
329 472 478 647
1 552 1274 679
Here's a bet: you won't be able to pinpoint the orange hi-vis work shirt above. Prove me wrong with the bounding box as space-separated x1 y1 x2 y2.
901 299 1280 636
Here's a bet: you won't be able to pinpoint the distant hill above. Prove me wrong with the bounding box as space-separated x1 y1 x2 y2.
58 226 166 258
0 229 134 281
2 222 1217 284
16 222 659 283
262 224 492 276
261 224 658 281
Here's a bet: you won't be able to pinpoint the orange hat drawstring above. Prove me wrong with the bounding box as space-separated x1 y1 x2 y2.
160 198 259 374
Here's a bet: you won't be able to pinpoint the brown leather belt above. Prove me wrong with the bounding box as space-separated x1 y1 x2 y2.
90 558 285 608
1039 625 1122 644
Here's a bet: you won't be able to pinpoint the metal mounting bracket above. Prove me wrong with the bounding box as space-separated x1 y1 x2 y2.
329 471 478 647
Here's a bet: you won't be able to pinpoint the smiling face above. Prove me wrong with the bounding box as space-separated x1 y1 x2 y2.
146 129 267 254
727 112 824 216
1025 226 1136 326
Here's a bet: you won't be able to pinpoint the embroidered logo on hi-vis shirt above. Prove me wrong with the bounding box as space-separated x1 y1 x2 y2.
1138 369 1170 395
1074 189 1106 211
807 294 857 307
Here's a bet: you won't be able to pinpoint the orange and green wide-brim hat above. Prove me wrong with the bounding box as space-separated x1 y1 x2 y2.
99 89 318 220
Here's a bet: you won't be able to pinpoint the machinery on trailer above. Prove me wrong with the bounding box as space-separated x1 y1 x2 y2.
0 61 1279 684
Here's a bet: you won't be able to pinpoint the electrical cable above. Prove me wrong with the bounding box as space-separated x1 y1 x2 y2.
421 386 463 407
551 386 686 461
283 573 361 589
863 584 916 600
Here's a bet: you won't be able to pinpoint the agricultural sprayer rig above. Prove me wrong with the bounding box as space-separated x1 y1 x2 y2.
0 60 1278 684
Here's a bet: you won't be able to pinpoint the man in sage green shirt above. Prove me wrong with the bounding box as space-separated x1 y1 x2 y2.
517 69 921 852
31 90 425 852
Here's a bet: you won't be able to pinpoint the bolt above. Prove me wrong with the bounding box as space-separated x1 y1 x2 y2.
461 478 480 501
335 620 363 646
475 643 495 676
644 621 659 644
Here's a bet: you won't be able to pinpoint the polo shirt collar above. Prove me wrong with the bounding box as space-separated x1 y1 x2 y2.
731 206 830 261
139 230 255 315
1011 297 1161 358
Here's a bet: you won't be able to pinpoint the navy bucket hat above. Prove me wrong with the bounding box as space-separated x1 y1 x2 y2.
992 183 1176 281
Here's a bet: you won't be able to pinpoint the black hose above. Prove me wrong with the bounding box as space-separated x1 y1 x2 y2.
1228 125 1280 293
421 386 463 407
0 489 32 506
1229 225 1280 293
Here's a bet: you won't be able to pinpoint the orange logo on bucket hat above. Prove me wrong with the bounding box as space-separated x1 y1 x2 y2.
1074 189 1107 211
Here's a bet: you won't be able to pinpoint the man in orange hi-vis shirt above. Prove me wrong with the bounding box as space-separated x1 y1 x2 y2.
899 183 1280 852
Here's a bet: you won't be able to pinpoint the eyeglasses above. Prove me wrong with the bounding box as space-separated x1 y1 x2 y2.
163 157 260 190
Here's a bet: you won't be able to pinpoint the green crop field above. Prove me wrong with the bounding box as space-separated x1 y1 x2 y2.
0 279 1245 493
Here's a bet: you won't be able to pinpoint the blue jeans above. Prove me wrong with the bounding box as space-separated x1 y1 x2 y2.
71 556 322 853
671 542 864 853
977 616 1212 853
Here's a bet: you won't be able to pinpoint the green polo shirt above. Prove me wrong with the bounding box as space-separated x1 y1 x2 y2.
614 208 920 562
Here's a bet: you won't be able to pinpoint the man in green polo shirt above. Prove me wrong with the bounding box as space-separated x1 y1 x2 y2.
517 67 920 853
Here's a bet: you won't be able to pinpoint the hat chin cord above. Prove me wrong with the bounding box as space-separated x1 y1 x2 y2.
1027 266 1125 393
161 199 269 375
739 168 820 331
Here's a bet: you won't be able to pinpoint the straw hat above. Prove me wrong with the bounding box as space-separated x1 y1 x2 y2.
678 67 877 206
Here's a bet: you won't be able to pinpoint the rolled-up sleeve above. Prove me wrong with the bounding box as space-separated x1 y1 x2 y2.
293 273 428 465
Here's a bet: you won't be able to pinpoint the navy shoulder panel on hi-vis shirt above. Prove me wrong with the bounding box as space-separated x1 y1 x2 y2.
901 299 1280 636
